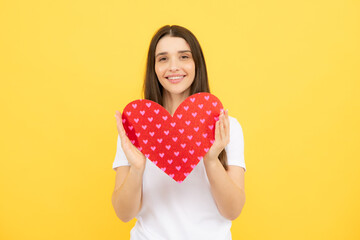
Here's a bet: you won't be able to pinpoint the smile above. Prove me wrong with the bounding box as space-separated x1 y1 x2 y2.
166 75 185 84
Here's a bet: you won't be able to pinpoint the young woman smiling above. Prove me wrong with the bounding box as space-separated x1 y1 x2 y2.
112 25 246 240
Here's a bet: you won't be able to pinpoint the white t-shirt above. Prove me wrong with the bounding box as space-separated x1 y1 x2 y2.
113 116 246 240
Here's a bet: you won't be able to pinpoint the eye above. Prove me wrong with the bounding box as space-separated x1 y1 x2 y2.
181 55 189 59
158 57 167 62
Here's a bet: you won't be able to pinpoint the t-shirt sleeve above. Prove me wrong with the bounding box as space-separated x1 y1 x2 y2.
225 116 246 172
112 135 130 171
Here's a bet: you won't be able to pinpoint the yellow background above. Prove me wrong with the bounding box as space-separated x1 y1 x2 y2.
1 0 359 239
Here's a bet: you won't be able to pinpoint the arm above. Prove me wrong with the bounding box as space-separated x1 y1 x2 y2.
204 109 246 220
112 165 144 222
203 158 245 220
111 111 146 222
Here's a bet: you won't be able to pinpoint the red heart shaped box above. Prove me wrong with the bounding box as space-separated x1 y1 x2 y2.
122 92 223 183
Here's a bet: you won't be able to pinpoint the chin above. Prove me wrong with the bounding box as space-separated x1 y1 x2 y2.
166 85 192 95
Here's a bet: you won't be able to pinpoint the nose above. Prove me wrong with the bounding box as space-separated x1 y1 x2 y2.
169 58 179 72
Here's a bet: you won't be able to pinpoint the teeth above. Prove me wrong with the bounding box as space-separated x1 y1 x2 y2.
168 76 184 80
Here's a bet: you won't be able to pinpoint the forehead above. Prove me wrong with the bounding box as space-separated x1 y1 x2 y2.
155 36 191 54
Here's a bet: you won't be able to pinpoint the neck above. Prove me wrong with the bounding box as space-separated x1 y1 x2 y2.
163 90 190 116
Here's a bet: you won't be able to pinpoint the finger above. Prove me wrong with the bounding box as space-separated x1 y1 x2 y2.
115 111 124 135
219 109 225 140
220 117 225 141
115 112 130 145
215 120 220 141
226 111 230 144
219 112 224 140
115 112 141 155
224 109 230 141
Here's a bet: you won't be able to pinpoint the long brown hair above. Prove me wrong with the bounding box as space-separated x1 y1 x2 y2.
142 25 228 170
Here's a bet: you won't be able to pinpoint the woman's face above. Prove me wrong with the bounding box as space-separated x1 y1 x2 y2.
154 36 195 96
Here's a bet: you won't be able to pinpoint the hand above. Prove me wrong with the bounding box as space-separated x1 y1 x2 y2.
115 110 146 172
205 109 230 161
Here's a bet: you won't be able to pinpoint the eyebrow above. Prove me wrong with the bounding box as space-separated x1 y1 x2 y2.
155 50 192 58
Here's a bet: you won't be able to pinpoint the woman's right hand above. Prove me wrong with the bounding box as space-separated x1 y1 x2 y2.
115 110 146 172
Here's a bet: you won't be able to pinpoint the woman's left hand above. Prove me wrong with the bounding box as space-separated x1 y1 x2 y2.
205 109 230 161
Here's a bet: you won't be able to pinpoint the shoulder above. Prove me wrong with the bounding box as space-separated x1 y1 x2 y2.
227 115 244 142
228 115 243 131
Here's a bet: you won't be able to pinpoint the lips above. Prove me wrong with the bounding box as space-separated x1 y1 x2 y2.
166 75 186 84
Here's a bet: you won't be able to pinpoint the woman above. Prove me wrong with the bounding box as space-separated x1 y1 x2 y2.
112 25 246 240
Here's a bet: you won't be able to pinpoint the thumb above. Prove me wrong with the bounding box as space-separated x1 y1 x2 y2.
115 111 126 137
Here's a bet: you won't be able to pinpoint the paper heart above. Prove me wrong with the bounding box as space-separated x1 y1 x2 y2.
122 92 223 183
